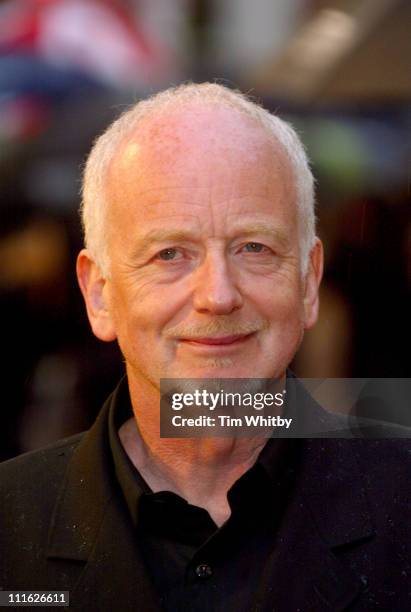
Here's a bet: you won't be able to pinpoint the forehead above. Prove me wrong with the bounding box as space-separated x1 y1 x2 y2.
105 103 296 229
119 102 276 159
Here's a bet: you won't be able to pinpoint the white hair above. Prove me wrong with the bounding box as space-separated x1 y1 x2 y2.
81 82 316 276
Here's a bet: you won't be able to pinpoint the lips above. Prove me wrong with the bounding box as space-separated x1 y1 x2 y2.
180 333 253 346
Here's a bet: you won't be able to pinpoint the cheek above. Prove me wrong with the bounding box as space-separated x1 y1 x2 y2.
254 282 305 352
112 283 189 343
255 279 304 321
140 278 197 330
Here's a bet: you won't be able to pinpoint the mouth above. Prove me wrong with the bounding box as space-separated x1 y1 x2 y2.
179 333 255 347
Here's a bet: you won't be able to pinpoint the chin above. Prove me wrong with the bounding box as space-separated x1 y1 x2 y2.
186 360 274 380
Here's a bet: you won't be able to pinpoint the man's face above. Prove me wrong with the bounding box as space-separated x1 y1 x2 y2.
81 104 322 391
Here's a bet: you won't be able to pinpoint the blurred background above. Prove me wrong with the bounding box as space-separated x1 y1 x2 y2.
0 0 410 459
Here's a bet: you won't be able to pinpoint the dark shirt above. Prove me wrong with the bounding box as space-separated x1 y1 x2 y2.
109 382 299 612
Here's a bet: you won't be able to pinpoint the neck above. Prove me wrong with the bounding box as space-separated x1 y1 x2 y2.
119 374 268 525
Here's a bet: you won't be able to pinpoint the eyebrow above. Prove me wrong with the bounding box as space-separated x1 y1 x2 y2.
133 223 292 256
137 229 198 246
131 229 197 259
230 224 292 250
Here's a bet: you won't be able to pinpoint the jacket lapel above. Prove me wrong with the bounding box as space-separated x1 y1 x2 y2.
45 387 162 611
295 437 374 611
259 435 374 611
69 495 161 611
305 378 376 609
260 376 376 610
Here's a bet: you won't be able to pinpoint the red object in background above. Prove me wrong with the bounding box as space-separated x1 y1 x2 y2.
0 0 168 87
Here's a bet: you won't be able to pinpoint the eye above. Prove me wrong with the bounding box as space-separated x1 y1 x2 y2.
242 242 266 253
156 248 182 261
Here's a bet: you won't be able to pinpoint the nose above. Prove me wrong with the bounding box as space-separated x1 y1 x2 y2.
192 253 243 315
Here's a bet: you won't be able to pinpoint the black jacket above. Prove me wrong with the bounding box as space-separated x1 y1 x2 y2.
1 380 410 611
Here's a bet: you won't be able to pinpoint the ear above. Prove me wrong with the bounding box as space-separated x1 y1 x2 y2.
303 238 324 330
76 249 117 342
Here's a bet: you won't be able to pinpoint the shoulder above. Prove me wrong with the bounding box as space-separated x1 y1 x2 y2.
0 378 123 525
0 433 83 485
0 434 84 527
352 437 411 489
306 434 411 482
303 437 411 537
0 434 86 586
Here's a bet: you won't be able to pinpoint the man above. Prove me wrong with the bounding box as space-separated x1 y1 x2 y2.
1 83 410 611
